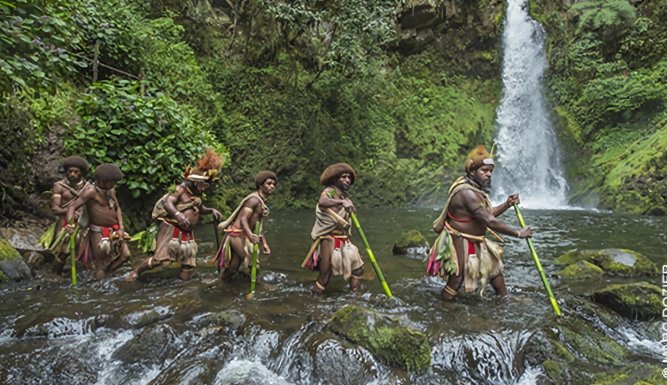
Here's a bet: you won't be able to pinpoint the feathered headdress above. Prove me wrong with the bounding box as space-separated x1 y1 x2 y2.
464 145 495 173
184 149 223 182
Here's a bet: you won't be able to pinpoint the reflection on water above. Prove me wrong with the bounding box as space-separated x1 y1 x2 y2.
0 208 665 384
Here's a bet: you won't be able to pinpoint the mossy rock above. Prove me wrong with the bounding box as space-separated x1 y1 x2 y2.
554 249 658 277
392 229 429 255
328 305 431 373
592 282 662 321
524 317 630 384
0 237 32 282
590 364 663 385
558 260 604 279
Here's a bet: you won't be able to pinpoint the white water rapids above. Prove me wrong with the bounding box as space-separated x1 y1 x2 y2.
493 0 569 209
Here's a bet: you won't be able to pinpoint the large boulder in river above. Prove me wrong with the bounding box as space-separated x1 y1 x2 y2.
558 260 603 279
592 282 662 321
0 237 32 282
392 229 429 258
554 248 658 277
327 305 430 373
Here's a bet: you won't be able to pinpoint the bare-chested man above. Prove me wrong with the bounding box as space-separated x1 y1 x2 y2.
43 156 90 274
427 145 532 300
215 171 276 282
66 163 130 280
302 163 364 293
129 149 223 281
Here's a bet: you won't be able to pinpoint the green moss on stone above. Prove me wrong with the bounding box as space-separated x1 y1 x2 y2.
559 260 604 279
554 249 658 277
0 238 22 262
592 282 662 320
392 230 428 254
558 318 628 364
328 305 431 373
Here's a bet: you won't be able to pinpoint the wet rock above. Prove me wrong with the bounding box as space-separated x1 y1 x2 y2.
122 306 174 329
558 260 603 279
327 305 430 373
112 324 180 365
392 229 429 256
191 309 246 330
213 359 292 385
146 357 218 385
0 237 32 282
523 318 629 384
554 248 658 277
313 338 377 385
0 226 46 253
590 364 663 385
591 282 662 321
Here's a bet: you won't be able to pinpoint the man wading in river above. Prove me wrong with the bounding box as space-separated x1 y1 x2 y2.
302 163 364 293
214 171 276 282
41 156 91 274
129 149 223 281
65 163 131 280
427 145 532 300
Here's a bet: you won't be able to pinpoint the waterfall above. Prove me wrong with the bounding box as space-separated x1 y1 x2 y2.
492 0 569 208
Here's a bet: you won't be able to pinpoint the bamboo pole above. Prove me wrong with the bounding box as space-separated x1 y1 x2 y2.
350 212 392 298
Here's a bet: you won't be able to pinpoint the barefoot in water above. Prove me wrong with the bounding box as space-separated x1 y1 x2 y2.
127 271 138 282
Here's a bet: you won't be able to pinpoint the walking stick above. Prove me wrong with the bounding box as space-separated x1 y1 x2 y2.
212 219 220 250
246 221 262 300
350 212 393 298
513 205 561 316
68 230 77 288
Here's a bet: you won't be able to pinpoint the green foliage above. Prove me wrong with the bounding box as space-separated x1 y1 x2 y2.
570 0 636 33
66 79 224 199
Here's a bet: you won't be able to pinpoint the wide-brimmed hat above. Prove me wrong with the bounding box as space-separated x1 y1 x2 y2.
62 156 89 173
255 170 277 188
320 163 356 186
94 163 124 181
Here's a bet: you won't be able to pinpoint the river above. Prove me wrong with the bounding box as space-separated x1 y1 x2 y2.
0 208 665 384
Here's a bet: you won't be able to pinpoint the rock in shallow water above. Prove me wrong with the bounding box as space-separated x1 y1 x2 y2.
554 248 658 277
591 281 662 321
0 237 32 282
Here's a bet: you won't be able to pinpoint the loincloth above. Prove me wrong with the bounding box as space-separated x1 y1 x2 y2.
426 222 504 295
303 235 364 280
213 227 254 272
150 221 198 267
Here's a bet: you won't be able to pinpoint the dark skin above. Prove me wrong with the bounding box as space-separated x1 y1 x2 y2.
130 180 221 281
220 178 275 282
65 178 130 280
50 167 87 274
442 164 532 300
312 172 363 293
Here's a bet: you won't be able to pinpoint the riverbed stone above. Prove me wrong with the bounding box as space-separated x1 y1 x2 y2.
524 317 630 384
558 260 603 279
590 364 663 385
591 282 662 321
327 305 431 373
392 229 429 256
0 226 46 253
0 237 32 282
554 248 658 277
112 324 180 364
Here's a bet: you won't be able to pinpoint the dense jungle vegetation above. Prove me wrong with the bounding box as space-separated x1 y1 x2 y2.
1 0 665 228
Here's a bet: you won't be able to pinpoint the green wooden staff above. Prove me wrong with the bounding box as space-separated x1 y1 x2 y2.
350 212 393 298
513 204 561 316
68 230 77 288
246 221 262 300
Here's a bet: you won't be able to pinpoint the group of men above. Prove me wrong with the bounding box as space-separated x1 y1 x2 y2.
44 145 531 300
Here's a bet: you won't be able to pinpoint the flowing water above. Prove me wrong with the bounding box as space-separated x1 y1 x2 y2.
1 208 665 384
493 0 569 208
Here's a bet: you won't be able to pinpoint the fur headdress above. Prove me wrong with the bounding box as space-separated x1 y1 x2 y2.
464 145 495 174
255 170 277 188
62 156 89 173
94 163 124 181
184 149 223 182
320 163 356 186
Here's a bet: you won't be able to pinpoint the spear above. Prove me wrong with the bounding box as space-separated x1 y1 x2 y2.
246 221 262 300
68 229 77 288
350 212 392 298
513 204 561 316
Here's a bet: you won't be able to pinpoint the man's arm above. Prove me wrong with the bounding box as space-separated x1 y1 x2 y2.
164 186 191 229
492 193 519 217
463 190 531 238
318 188 355 211
51 183 66 215
111 189 124 233
239 197 260 243
65 187 94 230
200 204 222 221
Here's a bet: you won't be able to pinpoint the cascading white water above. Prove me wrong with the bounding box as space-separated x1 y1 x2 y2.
493 0 569 208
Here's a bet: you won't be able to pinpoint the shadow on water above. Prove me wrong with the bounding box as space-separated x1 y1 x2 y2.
0 208 665 384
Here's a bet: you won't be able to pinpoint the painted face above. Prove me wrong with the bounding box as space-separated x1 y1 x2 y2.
335 173 352 191
96 179 116 190
260 178 276 196
66 167 82 184
473 165 494 189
